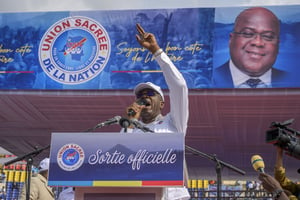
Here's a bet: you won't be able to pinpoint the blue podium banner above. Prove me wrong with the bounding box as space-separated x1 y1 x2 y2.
48 132 184 187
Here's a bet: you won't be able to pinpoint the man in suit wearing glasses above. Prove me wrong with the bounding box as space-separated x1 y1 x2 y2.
213 7 297 88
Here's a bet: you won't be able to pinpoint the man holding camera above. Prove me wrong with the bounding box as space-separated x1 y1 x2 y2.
274 147 300 199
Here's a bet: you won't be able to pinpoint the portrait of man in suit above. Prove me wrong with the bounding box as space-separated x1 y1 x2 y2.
212 7 297 88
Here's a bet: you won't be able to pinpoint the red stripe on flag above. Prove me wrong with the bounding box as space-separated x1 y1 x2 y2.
142 180 183 186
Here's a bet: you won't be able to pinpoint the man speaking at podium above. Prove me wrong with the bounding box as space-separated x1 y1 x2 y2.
120 24 190 200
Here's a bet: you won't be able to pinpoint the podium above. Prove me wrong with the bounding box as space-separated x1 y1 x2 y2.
48 132 185 200
75 187 163 200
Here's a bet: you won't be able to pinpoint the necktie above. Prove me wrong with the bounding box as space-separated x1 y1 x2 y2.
246 78 262 88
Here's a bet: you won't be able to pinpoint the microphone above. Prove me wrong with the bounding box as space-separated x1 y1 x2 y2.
251 155 265 173
130 119 154 133
95 116 122 128
128 99 150 117
119 117 131 129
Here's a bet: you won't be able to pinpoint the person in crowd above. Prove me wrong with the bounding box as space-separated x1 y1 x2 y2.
274 147 300 199
121 23 190 200
19 158 54 200
213 7 297 88
259 172 289 200
57 187 74 200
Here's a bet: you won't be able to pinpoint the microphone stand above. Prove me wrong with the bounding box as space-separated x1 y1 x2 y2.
84 123 101 132
85 117 131 132
185 145 245 200
86 116 155 133
84 120 112 132
4 145 50 200
130 119 154 133
84 116 122 132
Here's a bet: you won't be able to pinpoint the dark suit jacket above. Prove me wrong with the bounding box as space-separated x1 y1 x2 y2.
212 61 298 88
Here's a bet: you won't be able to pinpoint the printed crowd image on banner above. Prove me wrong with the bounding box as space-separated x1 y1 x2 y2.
0 5 299 90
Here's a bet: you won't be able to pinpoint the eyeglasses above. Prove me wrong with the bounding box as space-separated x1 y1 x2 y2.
233 31 278 42
136 90 157 99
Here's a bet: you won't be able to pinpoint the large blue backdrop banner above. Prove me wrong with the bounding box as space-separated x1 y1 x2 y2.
0 5 299 89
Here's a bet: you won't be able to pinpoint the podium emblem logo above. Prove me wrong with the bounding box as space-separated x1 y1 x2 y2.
57 143 85 171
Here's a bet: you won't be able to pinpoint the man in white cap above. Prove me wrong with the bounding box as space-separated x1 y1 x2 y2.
123 24 190 200
19 158 55 200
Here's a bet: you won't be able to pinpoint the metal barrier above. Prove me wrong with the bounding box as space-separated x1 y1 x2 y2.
188 189 273 199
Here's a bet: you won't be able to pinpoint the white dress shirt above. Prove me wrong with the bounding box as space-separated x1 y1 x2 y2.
229 59 272 88
123 51 190 200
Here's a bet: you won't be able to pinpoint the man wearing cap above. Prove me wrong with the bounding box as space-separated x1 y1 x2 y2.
19 158 55 200
122 24 190 200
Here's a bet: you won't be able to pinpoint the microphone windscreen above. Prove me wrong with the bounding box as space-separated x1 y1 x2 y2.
137 98 150 106
251 155 265 172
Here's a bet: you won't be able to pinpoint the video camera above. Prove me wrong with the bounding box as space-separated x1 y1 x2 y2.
266 119 300 159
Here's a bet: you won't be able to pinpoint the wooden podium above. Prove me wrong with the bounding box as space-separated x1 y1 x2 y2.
48 132 184 200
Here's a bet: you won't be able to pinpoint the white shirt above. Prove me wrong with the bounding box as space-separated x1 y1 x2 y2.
122 52 190 200
57 187 74 200
125 52 189 135
229 59 272 88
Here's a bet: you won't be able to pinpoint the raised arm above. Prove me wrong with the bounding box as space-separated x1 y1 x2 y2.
135 23 189 134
